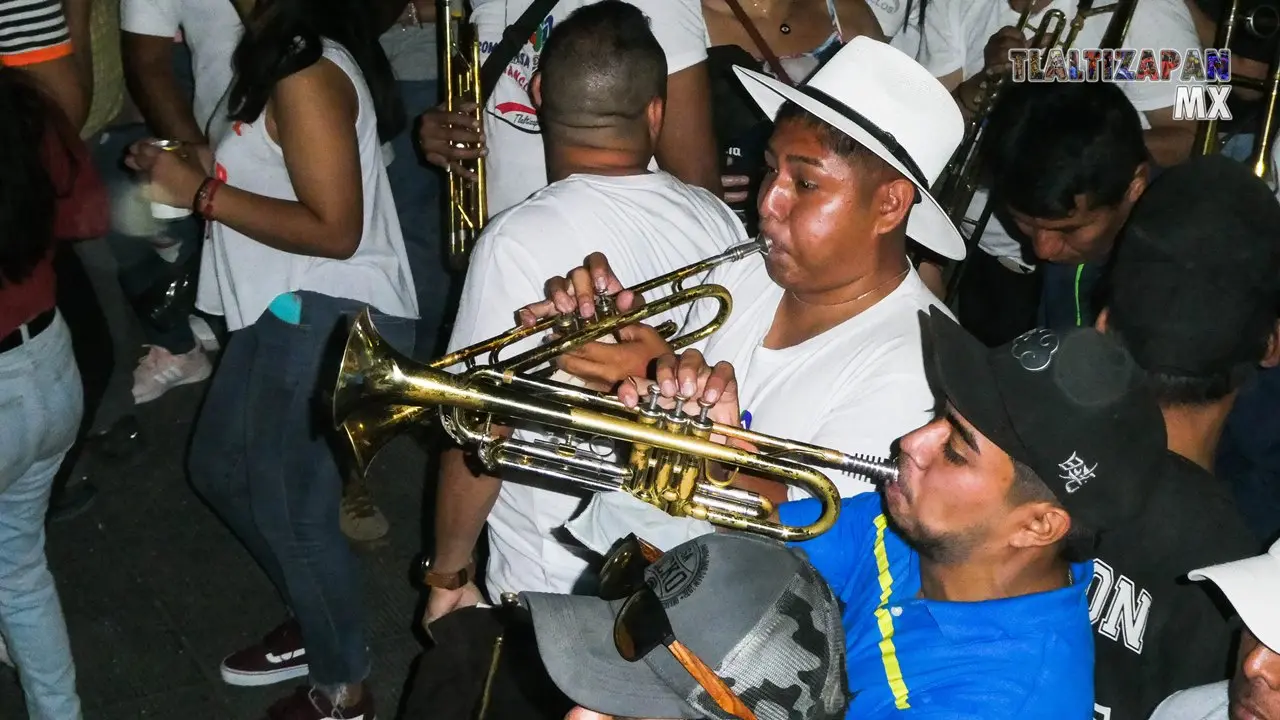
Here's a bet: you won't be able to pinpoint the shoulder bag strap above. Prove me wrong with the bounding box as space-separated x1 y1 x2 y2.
721 0 795 86
478 0 562 104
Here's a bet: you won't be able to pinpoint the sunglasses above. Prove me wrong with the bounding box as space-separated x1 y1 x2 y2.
598 535 758 720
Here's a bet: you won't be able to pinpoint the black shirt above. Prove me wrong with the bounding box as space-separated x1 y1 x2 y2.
1089 451 1260 720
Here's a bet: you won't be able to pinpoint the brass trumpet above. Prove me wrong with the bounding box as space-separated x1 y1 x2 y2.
333 309 896 541
338 237 766 472
443 0 487 270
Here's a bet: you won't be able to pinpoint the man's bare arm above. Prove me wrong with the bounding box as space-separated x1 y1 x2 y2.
1143 106 1197 167
655 63 723 198
122 31 205 142
63 0 92 110
432 448 501 574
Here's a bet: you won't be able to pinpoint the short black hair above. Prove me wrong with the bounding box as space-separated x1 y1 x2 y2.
981 82 1148 218
538 0 666 135
774 101 905 191
1109 328 1270 405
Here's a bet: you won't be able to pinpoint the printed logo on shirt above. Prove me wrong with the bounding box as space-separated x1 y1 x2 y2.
869 0 900 14
482 14 557 132
1087 558 1152 655
647 541 709 609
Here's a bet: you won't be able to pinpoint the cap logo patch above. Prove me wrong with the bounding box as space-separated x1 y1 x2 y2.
647 542 709 609
1059 451 1098 494
1011 328 1060 372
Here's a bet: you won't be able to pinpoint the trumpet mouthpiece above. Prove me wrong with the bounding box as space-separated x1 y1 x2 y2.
839 453 899 487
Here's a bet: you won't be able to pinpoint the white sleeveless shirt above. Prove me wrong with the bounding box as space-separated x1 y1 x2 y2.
197 40 419 331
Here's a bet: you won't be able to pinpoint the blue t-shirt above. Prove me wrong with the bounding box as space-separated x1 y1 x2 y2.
779 495 1096 719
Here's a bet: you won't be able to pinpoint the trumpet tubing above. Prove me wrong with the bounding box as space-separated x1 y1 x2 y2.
333 309 898 541
443 0 487 271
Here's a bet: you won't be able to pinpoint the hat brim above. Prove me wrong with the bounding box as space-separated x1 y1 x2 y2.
523 592 700 719
734 66 967 262
1190 553 1280 652
921 308 1026 462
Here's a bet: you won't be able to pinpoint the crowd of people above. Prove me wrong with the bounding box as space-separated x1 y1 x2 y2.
1 0 1279 719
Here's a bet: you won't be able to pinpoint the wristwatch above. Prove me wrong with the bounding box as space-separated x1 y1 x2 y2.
419 556 474 590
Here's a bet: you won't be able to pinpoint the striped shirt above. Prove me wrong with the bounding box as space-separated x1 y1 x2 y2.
0 0 71 66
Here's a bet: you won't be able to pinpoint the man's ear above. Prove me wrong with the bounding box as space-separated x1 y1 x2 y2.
1095 306 1110 333
532 72 543 111
1127 162 1150 204
1262 319 1280 368
646 95 666 144
873 177 917 235
1008 502 1072 550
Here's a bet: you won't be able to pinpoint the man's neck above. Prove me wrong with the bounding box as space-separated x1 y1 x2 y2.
767 242 909 348
1162 395 1237 471
917 552 1071 603
545 144 654 184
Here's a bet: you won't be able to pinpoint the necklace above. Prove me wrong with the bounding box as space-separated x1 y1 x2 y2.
744 0 792 34
787 268 909 308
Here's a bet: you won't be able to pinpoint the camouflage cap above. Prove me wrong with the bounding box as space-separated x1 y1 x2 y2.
522 531 849 720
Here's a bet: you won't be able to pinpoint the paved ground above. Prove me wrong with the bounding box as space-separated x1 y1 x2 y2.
0 380 434 719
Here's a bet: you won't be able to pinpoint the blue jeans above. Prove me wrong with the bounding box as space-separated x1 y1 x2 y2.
93 122 202 355
187 291 414 690
388 78 454 356
0 312 84 719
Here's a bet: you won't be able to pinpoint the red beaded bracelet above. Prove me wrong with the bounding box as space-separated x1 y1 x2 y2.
192 177 224 220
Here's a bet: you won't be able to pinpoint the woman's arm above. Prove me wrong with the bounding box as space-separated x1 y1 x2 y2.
134 57 368 259
208 58 366 258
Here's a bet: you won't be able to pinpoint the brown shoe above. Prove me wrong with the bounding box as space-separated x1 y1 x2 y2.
264 685 375 720
220 619 309 687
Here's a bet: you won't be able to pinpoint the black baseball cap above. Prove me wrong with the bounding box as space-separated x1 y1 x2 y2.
1108 153 1280 377
921 307 1167 531
521 532 848 720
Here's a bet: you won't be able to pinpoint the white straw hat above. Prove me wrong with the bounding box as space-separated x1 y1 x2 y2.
734 36 966 261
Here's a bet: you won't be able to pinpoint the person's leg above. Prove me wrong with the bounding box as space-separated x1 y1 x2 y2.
243 293 413 708
0 314 85 720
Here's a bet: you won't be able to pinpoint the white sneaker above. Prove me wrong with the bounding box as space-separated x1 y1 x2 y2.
189 315 220 352
132 345 213 404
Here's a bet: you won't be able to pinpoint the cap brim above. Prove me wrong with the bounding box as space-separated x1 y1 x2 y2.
921 308 1026 461
523 592 699 719
734 66 966 262
1189 553 1280 651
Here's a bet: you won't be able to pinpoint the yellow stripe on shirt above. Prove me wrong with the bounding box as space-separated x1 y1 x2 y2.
872 513 910 709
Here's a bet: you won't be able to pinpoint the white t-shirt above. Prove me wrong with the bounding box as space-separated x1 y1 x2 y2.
473 0 709 215
867 0 924 59
686 255 949 498
918 0 1201 262
197 41 418 331
1147 680 1227 720
120 0 242 133
444 171 746 598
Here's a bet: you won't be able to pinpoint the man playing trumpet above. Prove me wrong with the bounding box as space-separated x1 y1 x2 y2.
425 35 970 619
424 2 747 621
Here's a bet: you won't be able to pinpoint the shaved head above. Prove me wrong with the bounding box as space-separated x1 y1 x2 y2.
537 0 667 140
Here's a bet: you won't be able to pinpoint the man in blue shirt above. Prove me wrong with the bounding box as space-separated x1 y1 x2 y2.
780 307 1170 719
